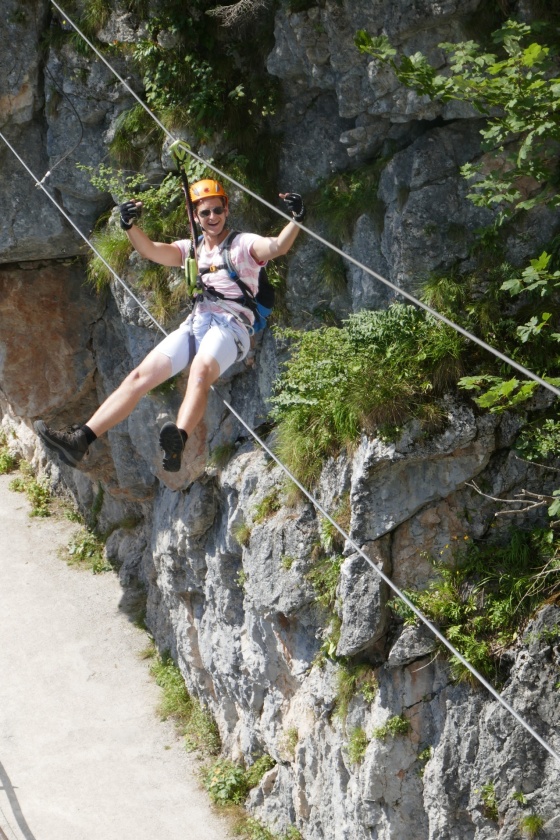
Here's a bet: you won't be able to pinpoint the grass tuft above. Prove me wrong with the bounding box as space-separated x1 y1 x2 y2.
150 652 221 755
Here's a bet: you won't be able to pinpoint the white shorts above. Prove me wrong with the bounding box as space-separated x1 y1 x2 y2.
155 310 250 377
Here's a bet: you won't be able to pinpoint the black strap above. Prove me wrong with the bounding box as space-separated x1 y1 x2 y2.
197 230 259 317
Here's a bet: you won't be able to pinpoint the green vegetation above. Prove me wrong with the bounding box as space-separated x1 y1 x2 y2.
150 651 221 754
233 816 302 840
417 746 432 777
347 727 369 764
203 758 249 805
234 521 252 547
202 754 276 806
307 554 343 614
0 431 18 474
244 754 276 789
513 790 528 806
279 726 299 760
306 552 344 662
520 813 545 838
516 418 560 462
271 305 462 485
335 662 378 719
281 555 295 570
253 490 281 523
320 494 351 553
9 462 52 517
477 781 499 822
310 163 385 245
372 715 412 740
391 530 560 684
208 442 237 469
63 527 112 574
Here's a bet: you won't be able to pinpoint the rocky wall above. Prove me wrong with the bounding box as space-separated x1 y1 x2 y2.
1 1 560 839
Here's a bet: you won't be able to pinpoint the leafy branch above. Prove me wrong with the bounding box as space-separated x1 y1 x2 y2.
355 21 560 220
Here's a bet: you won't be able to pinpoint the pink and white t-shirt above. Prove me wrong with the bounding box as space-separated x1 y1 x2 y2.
174 233 266 325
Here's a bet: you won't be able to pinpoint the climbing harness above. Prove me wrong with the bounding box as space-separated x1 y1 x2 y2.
2 0 559 764
3 129 560 768
193 230 274 334
199 230 275 334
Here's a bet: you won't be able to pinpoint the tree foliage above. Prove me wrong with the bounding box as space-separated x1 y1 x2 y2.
355 21 560 221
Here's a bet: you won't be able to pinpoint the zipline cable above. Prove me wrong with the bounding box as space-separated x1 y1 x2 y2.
2 129 560 768
48 0 560 400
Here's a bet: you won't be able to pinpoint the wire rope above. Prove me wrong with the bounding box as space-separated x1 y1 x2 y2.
48 0 560 400
2 127 560 768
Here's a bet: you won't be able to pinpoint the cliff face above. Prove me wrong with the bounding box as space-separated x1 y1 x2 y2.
1 1 560 838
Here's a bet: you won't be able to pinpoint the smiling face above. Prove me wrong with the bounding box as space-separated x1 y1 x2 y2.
194 196 228 240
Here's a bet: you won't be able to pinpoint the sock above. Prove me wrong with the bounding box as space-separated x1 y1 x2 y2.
82 424 97 445
179 429 188 446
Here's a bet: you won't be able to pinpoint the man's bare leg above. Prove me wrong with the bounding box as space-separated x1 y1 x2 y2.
159 353 220 472
36 350 174 467
177 353 220 434
87 349 173 437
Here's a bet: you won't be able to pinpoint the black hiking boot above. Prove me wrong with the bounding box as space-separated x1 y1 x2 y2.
34 420 89 468
159 422 186 472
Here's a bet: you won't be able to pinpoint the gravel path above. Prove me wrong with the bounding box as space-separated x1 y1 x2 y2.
0 473 230 840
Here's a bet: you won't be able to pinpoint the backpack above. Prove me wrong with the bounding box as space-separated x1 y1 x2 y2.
196 230 275 334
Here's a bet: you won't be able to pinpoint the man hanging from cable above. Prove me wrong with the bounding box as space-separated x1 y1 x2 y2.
36 177 305 473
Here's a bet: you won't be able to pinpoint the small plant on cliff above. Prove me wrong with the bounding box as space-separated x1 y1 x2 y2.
202 753 276 810
320 494 351 553
279 726 299 761
347 727 369 764
253 490 281 523
372 715 411 741
476 781 499 822
244 754 276 789
519 813 545 839
233 815 301 840
208 441 236 469
307 554 343 614
417 746 432 777
234 521 252 547
335 662 378 719
310 163 386 245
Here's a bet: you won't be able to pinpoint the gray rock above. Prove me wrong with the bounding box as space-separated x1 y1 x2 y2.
336 544 390 657
387 623 437 668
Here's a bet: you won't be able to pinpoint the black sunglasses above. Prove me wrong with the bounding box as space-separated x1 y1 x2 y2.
197 206 225 218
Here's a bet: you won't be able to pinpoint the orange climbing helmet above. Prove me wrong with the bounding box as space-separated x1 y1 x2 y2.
189 179 228 206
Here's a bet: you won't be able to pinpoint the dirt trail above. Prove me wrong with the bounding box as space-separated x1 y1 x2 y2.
0 473 230 840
